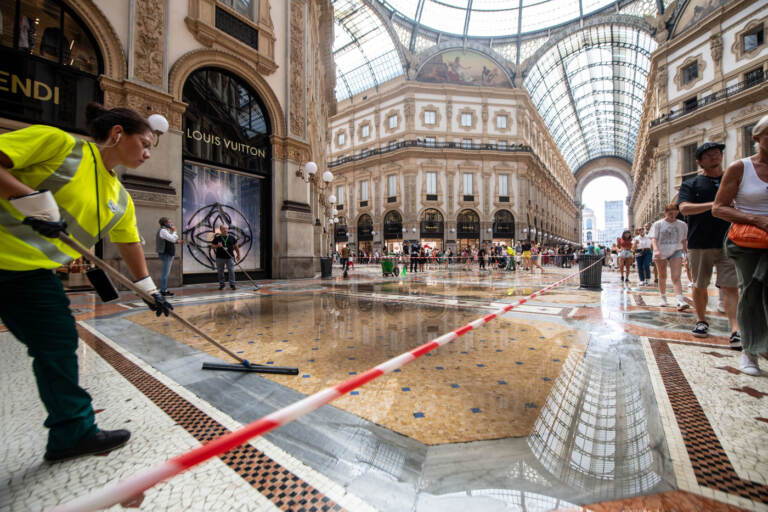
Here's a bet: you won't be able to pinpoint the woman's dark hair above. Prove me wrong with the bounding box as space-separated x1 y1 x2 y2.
622 230 631 238
85 102 151 142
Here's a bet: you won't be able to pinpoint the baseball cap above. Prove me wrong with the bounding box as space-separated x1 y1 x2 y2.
695 141 725 159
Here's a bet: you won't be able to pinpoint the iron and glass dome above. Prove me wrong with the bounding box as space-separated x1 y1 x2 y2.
332 0 674 173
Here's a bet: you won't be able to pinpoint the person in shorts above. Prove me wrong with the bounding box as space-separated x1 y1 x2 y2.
649 204 689 309
678 141 740 346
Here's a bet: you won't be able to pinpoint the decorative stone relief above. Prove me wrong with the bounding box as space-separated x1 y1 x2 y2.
709 34 722 76
419 104 443 128
404 98 415 130
134 0 164 86
673 54 706 91
656 65 668 103
289 0 306 138
457 107 478 131
731 17 768 62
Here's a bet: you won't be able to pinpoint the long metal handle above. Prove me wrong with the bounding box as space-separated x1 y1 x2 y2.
57 233 246 365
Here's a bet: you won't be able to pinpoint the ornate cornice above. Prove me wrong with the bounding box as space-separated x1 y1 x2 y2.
185 0 278 75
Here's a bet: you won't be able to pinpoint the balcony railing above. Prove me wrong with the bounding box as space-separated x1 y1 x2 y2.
329 140 531 167
327 138 571 200
650 70 766 127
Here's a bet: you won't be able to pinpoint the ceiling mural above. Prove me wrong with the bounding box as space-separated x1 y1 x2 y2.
416 50 512 88
672 0 729 36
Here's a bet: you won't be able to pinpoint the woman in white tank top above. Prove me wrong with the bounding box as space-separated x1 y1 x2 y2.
713 114 768 376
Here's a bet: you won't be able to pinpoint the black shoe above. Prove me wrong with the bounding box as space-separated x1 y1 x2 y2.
161 290 174 296
219 284 225 290
44 429 131 462
230 285 237 290
692 321 709 338
729 331 742 350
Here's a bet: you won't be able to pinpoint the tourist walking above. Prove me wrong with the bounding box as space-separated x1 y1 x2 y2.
678 141 740 346
633 226 653 285
713 116 768 375
649 204 689 310
617 230 633 283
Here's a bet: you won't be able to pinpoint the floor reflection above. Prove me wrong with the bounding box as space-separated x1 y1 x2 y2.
128 292 586 444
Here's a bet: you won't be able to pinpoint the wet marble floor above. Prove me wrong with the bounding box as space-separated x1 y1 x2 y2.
1 264 766 511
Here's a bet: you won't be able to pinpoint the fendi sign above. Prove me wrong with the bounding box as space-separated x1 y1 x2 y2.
0 47 100 134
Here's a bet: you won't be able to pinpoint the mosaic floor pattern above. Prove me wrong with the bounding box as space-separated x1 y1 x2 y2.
1 264 765 511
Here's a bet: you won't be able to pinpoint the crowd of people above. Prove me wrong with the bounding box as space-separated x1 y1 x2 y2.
331 120 767 377
332 240 582 273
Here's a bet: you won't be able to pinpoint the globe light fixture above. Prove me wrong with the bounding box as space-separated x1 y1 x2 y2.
296 161 318 182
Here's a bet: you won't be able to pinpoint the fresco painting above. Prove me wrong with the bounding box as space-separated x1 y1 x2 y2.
672 0 728 36
417 50 512 88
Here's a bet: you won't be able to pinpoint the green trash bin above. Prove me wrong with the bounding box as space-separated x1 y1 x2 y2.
381 259 396 276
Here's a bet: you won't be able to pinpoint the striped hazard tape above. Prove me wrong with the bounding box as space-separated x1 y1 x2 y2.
51 258 602 512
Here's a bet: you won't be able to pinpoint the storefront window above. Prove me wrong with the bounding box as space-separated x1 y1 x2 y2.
183 67 271 175
1 0 100 71
0 0 103 132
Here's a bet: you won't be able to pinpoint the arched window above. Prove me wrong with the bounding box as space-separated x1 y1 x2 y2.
420 209 444 237
383 210 403 239
358 214 373 241
493 210 515 238
457 209 479 238
183 67 271 175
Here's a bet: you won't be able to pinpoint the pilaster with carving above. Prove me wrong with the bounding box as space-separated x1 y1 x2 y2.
133 0 164 86
404 97 415 131
709 34 723 78
289 0 306 138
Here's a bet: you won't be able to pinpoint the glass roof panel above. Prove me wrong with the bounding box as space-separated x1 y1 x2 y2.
377 0 653 37
466 6 520 38
333 0 404 101
420 0 467 35
520 0 581 34
524 24 657 172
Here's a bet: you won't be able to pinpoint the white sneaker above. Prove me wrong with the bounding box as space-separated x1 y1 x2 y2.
676 299 690 311
716 300 725 313
659 296 668 307
740 352 760 376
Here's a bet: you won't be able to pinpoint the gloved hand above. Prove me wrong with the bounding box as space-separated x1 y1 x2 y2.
10 190 68 238
134 276 174 317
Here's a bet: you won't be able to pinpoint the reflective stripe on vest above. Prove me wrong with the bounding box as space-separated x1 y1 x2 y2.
0 138 129 261
0 208 73 265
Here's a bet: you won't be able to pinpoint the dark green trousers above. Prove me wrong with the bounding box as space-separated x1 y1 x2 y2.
0 269 97 451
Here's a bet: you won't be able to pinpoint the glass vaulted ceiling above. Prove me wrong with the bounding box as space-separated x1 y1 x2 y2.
332 0 663 173
333 0 405 101
524 25 657 171
382 0 617 37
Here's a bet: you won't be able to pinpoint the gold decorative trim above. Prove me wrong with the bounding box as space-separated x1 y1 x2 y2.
731 17 768 62
168 48 285 137
673 54 706 91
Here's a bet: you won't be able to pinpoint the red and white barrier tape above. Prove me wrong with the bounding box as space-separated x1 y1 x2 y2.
51 259 601 512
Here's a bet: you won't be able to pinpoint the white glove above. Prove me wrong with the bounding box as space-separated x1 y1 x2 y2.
9 190 60 221
133 276 159 295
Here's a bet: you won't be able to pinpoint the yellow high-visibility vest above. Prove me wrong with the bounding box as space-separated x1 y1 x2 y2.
0 125 140 270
